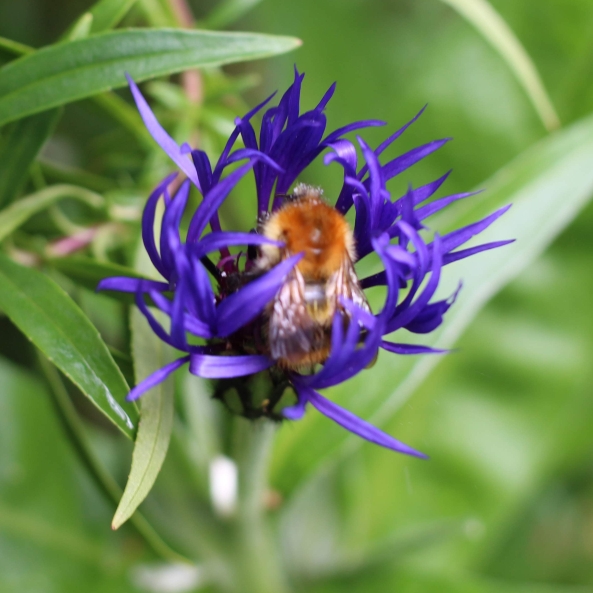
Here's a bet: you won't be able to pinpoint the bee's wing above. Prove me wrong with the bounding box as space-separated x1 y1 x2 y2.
268 266 323 361
326 255 371 316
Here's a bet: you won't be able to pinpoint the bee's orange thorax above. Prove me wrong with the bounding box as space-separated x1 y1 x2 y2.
255 185 368 370
261 193 355 279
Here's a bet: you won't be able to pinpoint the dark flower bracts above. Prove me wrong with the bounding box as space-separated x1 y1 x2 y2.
99 69 512 457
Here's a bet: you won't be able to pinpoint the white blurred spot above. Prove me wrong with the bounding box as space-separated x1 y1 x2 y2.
131 562 204 593
209 455 238 517
464 518 486 541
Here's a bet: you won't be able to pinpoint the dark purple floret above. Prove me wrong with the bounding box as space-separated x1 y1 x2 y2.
98 68 512 457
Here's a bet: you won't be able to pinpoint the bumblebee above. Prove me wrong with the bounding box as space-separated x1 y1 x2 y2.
256 184 371 369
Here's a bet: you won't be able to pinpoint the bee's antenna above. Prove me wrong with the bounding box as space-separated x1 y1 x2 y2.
200 255 221 279
275 192 295 202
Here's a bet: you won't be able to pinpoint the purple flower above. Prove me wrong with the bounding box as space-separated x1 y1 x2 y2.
99 68 512 458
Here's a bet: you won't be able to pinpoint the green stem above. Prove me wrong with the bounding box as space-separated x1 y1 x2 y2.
39 160 116 192
233 419 291 593
0 35 34 56
37 354 191 565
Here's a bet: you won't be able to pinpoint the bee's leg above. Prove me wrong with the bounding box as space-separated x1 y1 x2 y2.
366 350 379 369
358 328 378 369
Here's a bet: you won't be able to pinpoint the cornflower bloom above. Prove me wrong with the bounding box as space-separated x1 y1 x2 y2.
99 69 512 458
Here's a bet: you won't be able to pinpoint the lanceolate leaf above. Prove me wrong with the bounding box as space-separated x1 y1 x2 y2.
204 0 265 29
0 254 137 437
49 256 141 298
62 0 139 39
66 14 94 41
0 109 61 207
0 29 301 127
438 0 560 131
112 307 175 529
271 112 593 491
89 0 139 33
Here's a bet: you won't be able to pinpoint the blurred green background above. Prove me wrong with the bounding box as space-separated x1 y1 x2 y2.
1 0 593 592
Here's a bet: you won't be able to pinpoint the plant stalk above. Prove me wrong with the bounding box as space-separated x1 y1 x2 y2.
232 418 290 593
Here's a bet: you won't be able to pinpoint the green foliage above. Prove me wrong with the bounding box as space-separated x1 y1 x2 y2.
204 0 265 29
438 0 560 131
0 254 137 437
0 109 61 206
112 308 175 529
0 29 301 126
270 111 593 492
48 256 142 298
0 0 592 591
88 0 139 33
0 358 134 592
0 184 104 240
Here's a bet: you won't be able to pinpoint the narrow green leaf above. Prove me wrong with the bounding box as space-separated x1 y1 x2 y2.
67 13 94 41
0 109 61 207
137 0 178 27
438 0 560 131
0 254 137 437
61 0 137 40
204 0 264 29
0 184 103 242
0 29 302 127
112 307 175 529
272 112 593 491
49 256 141 296
89 0 139 33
